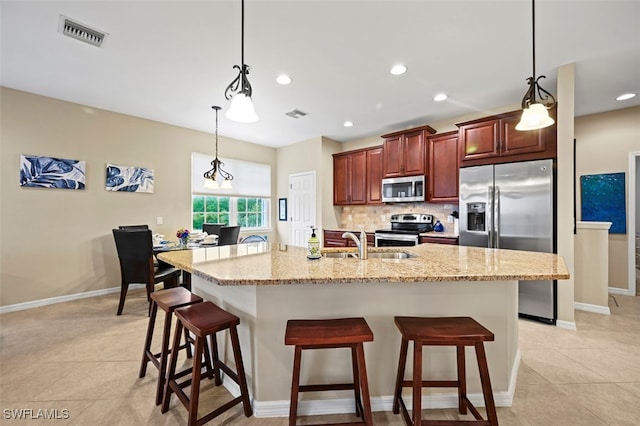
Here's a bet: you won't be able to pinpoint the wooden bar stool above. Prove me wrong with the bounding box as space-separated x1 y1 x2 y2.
139 286 212 406
284 317 374 426
392 316 498 426
161 301 252 426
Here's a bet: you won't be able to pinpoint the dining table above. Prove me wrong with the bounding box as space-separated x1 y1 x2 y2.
153 238 218 289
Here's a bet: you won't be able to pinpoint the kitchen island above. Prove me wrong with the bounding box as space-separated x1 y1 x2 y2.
158 242 569 418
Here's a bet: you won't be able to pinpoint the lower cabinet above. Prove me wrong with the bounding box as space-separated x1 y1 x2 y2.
324 230 375 247
419 236 459 245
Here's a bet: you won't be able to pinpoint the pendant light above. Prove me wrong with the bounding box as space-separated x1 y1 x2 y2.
224 0 258 123
516 0 557 131
203 106 234 189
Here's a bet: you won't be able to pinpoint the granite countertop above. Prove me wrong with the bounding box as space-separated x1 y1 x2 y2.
157 242 569 286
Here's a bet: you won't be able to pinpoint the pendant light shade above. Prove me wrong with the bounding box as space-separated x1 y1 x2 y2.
226 92 258 123
203 106 234 189
224 0 258 123
516 0 556 131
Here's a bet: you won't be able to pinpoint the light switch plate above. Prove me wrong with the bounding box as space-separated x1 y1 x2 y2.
156 216 163 225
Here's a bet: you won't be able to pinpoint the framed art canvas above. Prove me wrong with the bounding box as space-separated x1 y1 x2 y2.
279 198 287 221
580 172 626 234
106 164 154 193
19 154 86 190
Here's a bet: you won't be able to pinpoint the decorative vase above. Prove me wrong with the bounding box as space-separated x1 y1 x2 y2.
179 237 188 248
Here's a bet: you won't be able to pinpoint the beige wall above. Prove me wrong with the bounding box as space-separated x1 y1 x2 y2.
0 87 277 307
274 136 342 245
575 106 640 291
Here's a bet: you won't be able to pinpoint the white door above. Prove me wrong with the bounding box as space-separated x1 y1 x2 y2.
289 171 316 247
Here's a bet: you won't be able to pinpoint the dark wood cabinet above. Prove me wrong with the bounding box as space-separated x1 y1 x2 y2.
333 146 383 206
428 131 459 203
324 230 375 247
333 150 366 205
366 147 383 204
419 236 458 245
381 125 436 178
457 109 556 167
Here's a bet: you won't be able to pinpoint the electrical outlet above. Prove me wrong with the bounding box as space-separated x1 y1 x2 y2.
447 215 454 223
348 215 353 221
381 215 386 222
156 216 163 225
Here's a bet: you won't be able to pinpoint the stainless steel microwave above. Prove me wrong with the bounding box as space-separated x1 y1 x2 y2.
381 175 425 203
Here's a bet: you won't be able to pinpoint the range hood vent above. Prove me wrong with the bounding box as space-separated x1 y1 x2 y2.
58 15 107 47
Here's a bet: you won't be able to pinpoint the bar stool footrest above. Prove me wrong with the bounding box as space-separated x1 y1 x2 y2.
299 383 356 392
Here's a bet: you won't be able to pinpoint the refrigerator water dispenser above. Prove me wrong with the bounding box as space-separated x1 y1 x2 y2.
466 202 486 232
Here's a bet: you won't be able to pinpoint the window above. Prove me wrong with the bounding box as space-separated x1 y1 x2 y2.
191 153 272 232
191 195 269 231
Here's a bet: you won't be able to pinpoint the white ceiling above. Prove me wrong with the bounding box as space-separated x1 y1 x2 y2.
1 1 639 148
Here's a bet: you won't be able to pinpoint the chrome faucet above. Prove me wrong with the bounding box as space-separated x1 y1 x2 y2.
342 230 368 260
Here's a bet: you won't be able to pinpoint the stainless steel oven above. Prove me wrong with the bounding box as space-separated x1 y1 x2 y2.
374 213 434 247
374 232 419 247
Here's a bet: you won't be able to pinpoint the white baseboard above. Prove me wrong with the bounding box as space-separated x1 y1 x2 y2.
574 302 611 315
0 285 144 314
555 319 577 331
608 287 631 296
250 351 520 418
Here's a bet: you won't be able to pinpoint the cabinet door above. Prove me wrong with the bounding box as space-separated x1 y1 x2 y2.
382 136 403 178
349 150 367 204
333 154 350 205
403 130 426 176
428 132 459 203
500 114 547 156
366 147 383 204
459 119 500 161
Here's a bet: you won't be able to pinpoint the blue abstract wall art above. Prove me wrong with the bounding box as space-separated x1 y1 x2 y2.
106 163 154 193
580 172 626 234
19 154 86 190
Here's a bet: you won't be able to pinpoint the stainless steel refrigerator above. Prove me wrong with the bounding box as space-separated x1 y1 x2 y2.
459 159 556 324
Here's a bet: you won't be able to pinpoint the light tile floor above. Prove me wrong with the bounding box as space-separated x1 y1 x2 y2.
1 290 639 425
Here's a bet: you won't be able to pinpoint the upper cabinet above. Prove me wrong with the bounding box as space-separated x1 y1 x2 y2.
333 146 383 206
457 109 557 167
333 150 367 205
365 147 384 204
427 131 459 203
381 125 436 178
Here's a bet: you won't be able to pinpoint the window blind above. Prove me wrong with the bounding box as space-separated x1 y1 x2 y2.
191 152 271 197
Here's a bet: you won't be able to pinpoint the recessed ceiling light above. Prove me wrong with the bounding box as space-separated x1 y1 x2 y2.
390 64 407 75
276 74 291 85
433 93 448 102
343 121 354 128
616 93 636 101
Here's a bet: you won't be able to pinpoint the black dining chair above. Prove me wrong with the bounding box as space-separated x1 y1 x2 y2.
119 224 149 230
217 226 241 246
202 223 226 236
112 229 182 316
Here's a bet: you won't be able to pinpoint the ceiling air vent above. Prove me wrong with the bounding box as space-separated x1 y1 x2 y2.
285 109 308 119
58 15 108 47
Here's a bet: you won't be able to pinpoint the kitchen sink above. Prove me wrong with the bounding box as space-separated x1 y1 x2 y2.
367 251 416 259
321 251 416 259
322 252 358 258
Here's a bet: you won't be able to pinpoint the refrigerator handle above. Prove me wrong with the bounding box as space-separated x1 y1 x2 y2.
488 185 494 248
495 186 500 249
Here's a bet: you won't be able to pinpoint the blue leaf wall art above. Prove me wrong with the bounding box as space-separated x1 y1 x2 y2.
106 163 154 193
20 155 86 190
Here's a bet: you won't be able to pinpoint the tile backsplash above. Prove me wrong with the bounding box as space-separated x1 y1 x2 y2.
340 203 459 232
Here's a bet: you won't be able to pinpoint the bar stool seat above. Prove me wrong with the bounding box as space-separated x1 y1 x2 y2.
139 287 212 406
285 317 374 426
393 316 498 426
161 301 252 426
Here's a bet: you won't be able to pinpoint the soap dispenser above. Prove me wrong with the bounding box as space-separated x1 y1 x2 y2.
307 227 321 259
